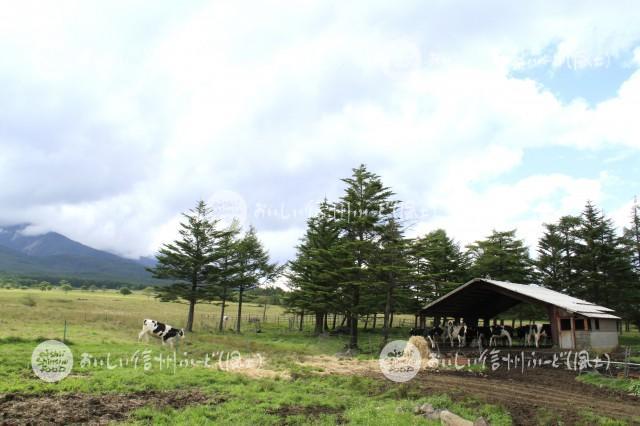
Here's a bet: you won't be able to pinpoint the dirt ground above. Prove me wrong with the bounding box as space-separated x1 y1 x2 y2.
412 369 640 425
0 390 223 425
2 357 638 425
266 405 345 424
299 355 640 425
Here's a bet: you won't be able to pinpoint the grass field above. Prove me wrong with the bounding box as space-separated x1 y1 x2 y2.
1 288 638 425
0 288 513 425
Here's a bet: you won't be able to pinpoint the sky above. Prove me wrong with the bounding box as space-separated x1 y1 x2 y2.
1 1 639 264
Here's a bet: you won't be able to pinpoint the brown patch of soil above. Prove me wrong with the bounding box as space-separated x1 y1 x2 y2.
0 390 224 425
298 355 640 425
266 405 345 424
408 369 640 426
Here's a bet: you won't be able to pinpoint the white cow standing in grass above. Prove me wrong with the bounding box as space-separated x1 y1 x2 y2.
222 315 230 329
138 319 185 348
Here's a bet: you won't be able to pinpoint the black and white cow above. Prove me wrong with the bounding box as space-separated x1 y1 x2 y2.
489 325 513 347
138 319 185 348
409 326 444 348
516 324 551 348
445 320 467 347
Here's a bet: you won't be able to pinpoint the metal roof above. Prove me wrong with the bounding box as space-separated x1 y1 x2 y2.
421 278 621 320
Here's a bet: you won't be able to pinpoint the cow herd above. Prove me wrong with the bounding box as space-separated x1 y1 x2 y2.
136 316 552 351
410 320 552 349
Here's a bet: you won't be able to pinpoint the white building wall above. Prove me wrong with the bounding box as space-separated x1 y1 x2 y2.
598 319 618 332
589 332 618 351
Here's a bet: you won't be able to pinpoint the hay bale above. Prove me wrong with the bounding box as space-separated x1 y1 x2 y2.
407 335 430 360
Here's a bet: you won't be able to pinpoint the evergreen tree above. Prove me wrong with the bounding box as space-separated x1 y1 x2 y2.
623 200 640 274
207 220 242 331
331 165 398 350
375 219 412 343
286 202 342 334
537 223 565 291
411 229 469 305
235 226 276 332
572 202 632 306
555 215 582 293
617 201 640 329
149 200 223 332
467 229 533 282
537 202 637 327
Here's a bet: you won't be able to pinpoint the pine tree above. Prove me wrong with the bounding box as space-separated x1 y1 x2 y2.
411 229 469 305
149 201 223 332
207 220 242 331
619 200 640 329
375 219 412 343
537 223 564 291
467 229 533 282
555 215 582 293
331 165 398 350
573 202 622 305
235 226 276 332
286 202 343 334
623 200 640 274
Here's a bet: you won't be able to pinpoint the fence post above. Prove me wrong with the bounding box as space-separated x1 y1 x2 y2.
624 346 631 378
63 320 67 343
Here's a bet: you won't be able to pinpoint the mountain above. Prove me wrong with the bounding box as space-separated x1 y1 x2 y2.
0 224 158 284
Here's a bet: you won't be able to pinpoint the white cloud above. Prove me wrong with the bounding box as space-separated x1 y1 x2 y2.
414 173 605 251
0 1 638 262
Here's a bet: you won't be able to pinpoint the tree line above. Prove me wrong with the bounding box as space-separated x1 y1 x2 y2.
148 201 276 332
286 165 640 350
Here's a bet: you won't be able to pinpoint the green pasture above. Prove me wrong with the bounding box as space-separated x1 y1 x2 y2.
1 288 637 425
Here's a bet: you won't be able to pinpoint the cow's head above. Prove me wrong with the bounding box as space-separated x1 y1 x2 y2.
179 329 185 338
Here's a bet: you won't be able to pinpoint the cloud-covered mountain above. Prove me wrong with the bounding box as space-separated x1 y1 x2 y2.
0 224 157 283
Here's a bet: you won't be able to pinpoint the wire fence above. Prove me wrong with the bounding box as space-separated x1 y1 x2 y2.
56 309 416 338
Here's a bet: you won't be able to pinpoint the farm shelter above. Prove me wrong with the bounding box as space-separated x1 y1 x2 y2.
419 278 621 351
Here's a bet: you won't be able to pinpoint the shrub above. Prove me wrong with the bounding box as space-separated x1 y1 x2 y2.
61 284 73 292
629 381 640 397
120 287 132 295
20 295 37 307
142 286 156 296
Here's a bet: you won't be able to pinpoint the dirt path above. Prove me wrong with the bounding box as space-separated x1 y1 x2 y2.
299 356 640 425
0 390 224 425
410 370 640 425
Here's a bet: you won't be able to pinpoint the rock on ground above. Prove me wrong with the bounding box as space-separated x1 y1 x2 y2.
440 409 474 426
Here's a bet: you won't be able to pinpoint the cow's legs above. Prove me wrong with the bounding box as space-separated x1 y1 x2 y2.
427 335 435 349
138 328 148 342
